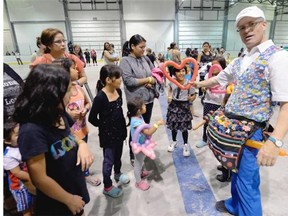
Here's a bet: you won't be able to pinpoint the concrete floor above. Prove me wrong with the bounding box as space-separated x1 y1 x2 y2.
9 62 288 216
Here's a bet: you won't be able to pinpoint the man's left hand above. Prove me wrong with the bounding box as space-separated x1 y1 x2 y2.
257 140 280 166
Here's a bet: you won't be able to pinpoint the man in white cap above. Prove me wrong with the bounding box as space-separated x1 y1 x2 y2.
193 5 288 215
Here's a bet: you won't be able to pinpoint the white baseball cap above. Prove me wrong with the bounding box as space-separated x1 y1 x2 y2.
235 6 266 28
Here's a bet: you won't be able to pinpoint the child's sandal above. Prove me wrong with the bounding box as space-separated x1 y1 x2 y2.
103 186 123 198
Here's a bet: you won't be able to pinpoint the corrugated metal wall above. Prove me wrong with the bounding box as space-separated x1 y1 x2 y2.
274 21 288 46
71 20 121 51
178 20 223 51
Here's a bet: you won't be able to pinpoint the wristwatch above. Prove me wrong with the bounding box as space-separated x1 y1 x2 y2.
268 136 283 148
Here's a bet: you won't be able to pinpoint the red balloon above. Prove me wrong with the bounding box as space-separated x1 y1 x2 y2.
162 57 199 90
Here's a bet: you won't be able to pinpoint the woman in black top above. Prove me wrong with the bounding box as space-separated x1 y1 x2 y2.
197 42 213 97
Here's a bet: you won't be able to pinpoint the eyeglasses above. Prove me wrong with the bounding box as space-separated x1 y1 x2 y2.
53 39 67 44
236 19 263 33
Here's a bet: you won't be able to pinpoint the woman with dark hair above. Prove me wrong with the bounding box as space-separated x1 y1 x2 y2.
73 44 86 67
167 42 181 77
13 64 93 215
197 41 213 97
31 28 87 86
119 34 157 166
102 42 119 65
122 41 130 57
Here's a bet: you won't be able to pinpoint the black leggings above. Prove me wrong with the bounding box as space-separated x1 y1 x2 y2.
92 57 97 64
198 75 205 96
172 130 188 144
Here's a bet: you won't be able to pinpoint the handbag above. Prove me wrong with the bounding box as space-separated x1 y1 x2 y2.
206 109 260 172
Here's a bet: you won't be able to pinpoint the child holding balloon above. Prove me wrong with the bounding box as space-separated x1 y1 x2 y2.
166 66 196 156
195 56 227 149
127 97 165 191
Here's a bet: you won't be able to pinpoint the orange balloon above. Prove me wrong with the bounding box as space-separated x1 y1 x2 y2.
246 140 287 156
162 57 199 90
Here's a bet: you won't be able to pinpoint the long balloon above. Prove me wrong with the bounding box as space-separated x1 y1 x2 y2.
131 123 157 160
162 57 199 90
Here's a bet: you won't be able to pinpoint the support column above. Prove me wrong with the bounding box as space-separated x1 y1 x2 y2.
175 0 179 44
221 0 229 49
119 0 126 47
269 5 277 41
4 0 18 52
62 0 73 42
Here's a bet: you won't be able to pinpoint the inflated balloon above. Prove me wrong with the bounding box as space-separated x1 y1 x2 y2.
246 140 287 156
226 83 235 94
209 88 227 94
207 64 226 94
208 64 222 78
131 124 157 160
162 57 198 90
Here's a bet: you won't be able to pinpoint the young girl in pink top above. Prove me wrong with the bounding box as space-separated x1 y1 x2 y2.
53 58 101 186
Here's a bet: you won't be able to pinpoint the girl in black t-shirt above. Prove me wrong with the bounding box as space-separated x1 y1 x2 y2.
14 64 94 215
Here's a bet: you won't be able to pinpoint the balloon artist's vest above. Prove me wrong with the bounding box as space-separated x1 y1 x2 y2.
225 45 280 122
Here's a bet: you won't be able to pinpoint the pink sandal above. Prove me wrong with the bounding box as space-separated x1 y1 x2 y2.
135 180 150 191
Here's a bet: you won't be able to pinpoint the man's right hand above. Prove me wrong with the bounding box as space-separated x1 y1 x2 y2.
191 81 201 89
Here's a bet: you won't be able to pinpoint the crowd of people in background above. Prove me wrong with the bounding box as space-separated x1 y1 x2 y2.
5 35 236 69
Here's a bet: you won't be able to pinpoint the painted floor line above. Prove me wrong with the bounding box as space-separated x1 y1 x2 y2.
158 93 222 215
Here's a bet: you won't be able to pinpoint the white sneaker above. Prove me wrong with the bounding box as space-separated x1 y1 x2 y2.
183 144 190 157
168 141 177 152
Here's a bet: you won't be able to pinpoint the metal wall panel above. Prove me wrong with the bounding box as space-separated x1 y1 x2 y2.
178 20 223 51
70 20 121 51
274 21 288 46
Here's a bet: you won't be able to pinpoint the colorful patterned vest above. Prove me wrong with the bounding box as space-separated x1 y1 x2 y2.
225 45 279 122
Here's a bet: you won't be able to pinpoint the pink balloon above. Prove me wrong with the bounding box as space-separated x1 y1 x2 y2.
208 64 226 94
131 123 157 160
208 64 222 78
